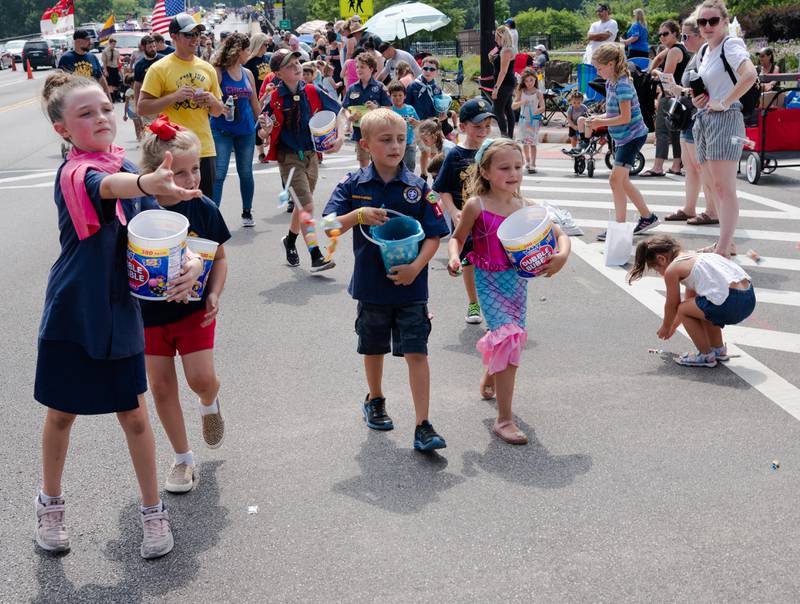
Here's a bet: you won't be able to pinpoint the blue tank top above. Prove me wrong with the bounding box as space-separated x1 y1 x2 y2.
211 66 256 136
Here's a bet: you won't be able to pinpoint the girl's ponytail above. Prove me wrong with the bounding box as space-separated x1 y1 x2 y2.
627 235 682 284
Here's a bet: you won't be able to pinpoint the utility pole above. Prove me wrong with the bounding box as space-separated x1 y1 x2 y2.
479 0 495 97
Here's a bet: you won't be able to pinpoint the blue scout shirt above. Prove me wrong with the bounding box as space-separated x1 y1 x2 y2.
39 159 159 360
404 76 442 120
342 77 392 142
264 80 342 153
324 163 449 305
57 50 103 80
141 195 231 328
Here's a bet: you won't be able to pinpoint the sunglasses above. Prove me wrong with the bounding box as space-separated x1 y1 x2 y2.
658 31 671 38
697 17 721 27
180 32 199 39
422 66 437 72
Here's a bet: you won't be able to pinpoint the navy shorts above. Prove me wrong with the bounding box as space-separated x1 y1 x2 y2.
355 302 432 356
568 127 579 138
695 285 756 328
614 134 647 169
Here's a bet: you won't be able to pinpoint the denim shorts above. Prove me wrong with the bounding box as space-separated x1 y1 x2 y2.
680 120 695 144
695 285 756 328
614 134 647 169
355 302 432 356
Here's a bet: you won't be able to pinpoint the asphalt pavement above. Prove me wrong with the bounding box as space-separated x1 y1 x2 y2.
2 52 800 602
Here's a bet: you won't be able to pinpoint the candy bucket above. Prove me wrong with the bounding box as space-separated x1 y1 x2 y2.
127 210 188 300
496 206 556 278
433 94 452 114
360 209 425 273
309 110 338 152
187 237 219 301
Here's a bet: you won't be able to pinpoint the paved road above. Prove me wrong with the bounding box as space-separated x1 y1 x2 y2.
2 60 800 602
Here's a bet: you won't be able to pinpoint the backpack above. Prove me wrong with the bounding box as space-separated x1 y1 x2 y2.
699 37 759 115
266 84 323 161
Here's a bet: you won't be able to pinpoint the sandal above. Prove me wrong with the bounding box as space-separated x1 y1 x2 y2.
686 212 719 225
698 241 737 256
667 169 684 176
492 420 528 445
665 209 695 221
639 169 666 177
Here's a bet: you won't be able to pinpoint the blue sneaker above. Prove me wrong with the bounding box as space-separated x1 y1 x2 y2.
675 351 717 368
634 213 660 235
414 420 446 451
362 394 393 431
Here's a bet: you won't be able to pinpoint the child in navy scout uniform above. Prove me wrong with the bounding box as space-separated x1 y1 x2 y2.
139 117 231 494
433 98 495 325
342 52 392 169
257 48 348 273
35 72 203 559
323 109 449 451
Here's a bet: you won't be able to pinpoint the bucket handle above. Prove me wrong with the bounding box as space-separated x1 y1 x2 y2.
358 208 420 248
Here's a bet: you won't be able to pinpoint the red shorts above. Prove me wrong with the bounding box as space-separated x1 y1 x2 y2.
144 310 216 357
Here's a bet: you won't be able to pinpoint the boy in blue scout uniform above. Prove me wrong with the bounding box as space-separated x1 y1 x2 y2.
258 48 349 272
323 108 449 451
404 55 444 181
342 52 392 169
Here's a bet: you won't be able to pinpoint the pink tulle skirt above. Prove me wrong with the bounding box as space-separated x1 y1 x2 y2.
476 323 528 375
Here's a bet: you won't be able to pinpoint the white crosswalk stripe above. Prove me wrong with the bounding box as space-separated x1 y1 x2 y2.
524 157 800 415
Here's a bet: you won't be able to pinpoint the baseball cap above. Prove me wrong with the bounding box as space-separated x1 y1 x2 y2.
535 44 547 51
73 29 91 40
269 48 302 72
459 98 495 124
169 13 205 35
504 19 515 26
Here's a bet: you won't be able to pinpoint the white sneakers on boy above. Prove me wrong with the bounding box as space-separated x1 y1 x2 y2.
164 462 198 493
34 495 70 552
140 506 174 559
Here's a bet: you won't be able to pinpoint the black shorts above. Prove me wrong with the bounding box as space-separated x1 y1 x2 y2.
355 302 431 357
568 127 579 138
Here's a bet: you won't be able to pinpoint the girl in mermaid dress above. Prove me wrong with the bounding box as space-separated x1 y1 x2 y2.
447 139 571 444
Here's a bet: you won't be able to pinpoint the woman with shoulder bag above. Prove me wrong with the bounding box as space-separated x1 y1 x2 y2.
641 20 690 177
691 0 758 257
663 13 720 226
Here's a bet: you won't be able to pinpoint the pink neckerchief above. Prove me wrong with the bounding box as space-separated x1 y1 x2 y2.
59 145 127 240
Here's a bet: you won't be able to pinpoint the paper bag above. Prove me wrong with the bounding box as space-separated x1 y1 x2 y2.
604 221 634 266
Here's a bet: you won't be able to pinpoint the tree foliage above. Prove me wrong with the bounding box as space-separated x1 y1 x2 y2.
515 8 584 44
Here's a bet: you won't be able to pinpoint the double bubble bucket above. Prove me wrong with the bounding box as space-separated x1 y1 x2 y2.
309 110 338 152
187 237 219 301
127 210 188 300
360 209 425 273
496 206 557 278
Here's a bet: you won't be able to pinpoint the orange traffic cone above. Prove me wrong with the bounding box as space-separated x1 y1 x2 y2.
26 59 33 79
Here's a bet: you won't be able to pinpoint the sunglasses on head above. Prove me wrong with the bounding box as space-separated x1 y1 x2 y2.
697 16 721 27
422 66 437 72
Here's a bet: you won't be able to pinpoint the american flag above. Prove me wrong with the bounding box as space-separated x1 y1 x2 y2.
150 0 185 35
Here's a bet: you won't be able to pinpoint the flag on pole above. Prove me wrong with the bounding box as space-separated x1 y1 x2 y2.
151 0 184 35
40 0 75 36
98 15 116 44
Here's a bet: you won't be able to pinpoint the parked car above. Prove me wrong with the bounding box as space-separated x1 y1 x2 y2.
22 39 60 70
109 32 147 70
0 48 13 70
5 39 26 62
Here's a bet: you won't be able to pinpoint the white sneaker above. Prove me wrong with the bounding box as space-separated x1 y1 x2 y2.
34 495 70 552
164 462 197 494
140 507 174 559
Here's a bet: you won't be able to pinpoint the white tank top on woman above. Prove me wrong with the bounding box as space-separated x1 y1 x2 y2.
680 253 750 305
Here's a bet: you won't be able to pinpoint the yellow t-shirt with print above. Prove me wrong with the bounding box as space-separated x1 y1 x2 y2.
140 54 222 157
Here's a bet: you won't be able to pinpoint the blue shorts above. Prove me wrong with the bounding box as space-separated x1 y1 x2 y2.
695 285 755 328
680 122 694 144
614 134 647 169
355 302 431 356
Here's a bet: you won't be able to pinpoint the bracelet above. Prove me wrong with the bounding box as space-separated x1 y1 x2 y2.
356 207 364 225
136 174 152 197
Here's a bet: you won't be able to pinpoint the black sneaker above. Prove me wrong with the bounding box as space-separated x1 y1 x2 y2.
241 210 255 227
282 235 300 267
310 255 335 273
362 394 393 431
634 213 660 235
414 420 446 451
286 200 295 214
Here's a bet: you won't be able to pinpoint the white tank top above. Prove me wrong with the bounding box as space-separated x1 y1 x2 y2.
680 253 750 305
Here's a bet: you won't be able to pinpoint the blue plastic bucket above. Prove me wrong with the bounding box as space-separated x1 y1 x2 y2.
127 210 188 300
496 206 556 278
433 94 452 114
360 209 425 272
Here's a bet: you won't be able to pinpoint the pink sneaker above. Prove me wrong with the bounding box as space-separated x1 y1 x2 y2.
34 495 70 552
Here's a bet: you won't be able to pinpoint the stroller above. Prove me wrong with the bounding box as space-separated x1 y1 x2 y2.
561 62 654 178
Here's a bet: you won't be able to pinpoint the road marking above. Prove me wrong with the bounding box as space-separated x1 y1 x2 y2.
575 219 800 243
0 182 53 190
570 238 800 419
0 96 37 113
640 276 800 308
544 199 797 220
0 170 57 184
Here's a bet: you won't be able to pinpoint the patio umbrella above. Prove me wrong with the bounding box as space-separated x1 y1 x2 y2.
362 1 450 41
296 19 327 35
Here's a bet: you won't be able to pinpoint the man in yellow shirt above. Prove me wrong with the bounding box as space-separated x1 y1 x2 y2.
138 13 225 197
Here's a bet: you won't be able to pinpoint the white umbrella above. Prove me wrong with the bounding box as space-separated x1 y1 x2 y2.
296 19 327 35
362 1 450 41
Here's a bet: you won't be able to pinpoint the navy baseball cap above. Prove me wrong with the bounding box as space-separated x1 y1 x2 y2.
459 98 495 124
269 48 302 72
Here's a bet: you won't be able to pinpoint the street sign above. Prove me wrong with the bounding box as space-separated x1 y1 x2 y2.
340 0 373 20
279 19 291 29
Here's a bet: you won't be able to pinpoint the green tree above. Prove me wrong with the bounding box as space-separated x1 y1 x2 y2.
0 0 51 39
77 0 112 23
308 0 340 21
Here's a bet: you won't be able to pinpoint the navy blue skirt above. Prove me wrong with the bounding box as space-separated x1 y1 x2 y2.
34 339 147 415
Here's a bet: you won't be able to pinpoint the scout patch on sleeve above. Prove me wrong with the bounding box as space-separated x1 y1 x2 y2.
404 186 421 203
426 191 443 217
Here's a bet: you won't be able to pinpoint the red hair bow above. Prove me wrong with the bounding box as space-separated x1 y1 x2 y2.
149 114 183 141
